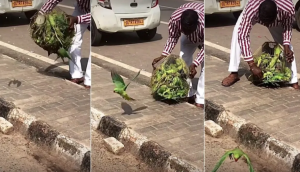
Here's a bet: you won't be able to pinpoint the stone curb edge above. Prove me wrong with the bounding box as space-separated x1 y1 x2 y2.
205 99 300 172
0 98 91 172
91 107 202 172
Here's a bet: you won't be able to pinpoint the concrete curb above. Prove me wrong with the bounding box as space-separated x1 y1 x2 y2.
205 99 300 172
91 107 202 172
0 98 90 172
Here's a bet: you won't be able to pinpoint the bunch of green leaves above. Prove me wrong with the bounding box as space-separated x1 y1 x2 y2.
150 55 190 101
29 8 75 63
249 44 292 87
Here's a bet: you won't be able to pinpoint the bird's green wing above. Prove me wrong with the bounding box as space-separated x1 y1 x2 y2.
243 154 254 172
123 93 135 101
124 69 142 91
211 151 232 172
111 71 126 89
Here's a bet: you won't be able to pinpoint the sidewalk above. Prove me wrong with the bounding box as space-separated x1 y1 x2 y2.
205 55 300 149
0 54 90 147
91 65 204 169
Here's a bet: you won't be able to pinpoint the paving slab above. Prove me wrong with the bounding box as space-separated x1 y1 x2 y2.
0 54 90 147
91 65 204 169
205 55 300 149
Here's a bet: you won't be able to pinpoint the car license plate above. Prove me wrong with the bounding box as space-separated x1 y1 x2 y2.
220 0 240 8
124 19 144 27
12 0 32 8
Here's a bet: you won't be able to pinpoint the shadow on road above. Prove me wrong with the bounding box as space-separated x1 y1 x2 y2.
0 14 29 27
94 32 163 47
205 13 237 28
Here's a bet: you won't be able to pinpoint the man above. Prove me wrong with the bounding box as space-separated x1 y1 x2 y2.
222 0 299 89
152 2 204 108
39 0 91 89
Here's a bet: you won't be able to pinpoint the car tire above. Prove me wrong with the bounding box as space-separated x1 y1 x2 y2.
136 28 157 41
24 10 38 21
232 11 241 20
91 17 102 46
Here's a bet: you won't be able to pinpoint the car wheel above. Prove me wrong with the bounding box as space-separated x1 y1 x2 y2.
232 11 241 20
24 10 38 21
136 28 157 41
91 17 102 46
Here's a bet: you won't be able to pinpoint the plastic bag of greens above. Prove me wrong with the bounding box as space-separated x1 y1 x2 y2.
151 54 190 101
29 8 75 64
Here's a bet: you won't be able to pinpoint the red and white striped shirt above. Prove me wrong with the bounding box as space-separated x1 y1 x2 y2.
238 0 294 62
162 2 204 67
40 0 90 24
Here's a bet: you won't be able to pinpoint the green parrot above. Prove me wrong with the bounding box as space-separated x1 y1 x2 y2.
212 147 254 172
111 69 142 101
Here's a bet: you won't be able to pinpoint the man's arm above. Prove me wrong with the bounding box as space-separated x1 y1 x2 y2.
237 2 257 62
282 10 295 46
162 18 181 56
78 13 91 24
40 0 62 14
193 46 204 67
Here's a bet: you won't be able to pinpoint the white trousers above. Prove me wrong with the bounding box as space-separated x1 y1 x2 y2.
180 35 204 104
228 8 298 84
69 4 91 86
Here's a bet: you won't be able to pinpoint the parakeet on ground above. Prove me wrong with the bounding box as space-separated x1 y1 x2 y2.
212 147 254 172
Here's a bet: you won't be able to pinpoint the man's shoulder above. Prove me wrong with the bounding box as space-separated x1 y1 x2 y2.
276 0 294 14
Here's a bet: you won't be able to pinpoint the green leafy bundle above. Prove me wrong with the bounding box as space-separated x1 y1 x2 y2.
249 44 292 86
151 55 190 101
29 8 75 63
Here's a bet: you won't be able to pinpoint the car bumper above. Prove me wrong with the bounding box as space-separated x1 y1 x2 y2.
205 0 246 14
0 0 45 14
92 5 161 33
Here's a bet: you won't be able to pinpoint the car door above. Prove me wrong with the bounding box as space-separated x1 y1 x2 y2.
109 0 155 14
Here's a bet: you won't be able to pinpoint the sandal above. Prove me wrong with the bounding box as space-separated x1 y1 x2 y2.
221 73 240 87
292 83 299 90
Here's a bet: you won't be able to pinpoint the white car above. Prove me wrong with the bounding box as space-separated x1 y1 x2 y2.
91 0 161 46
0 0 46 20
205 0 247 20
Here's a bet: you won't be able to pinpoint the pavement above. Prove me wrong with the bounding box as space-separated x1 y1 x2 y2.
91 64 204 170
0 54 90 147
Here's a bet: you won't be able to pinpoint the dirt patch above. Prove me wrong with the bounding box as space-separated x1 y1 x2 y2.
205 134 290 172
0 132 49 172
91 130 155 172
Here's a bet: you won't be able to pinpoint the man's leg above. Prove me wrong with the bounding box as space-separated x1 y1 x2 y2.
84 54 91 88
221 8 246 87
195 62 204 108
69 5 88 84
179 34 198 102
268 26 299 89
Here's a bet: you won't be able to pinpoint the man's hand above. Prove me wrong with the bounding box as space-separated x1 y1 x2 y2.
248 60 263 79
152 55 166 70
284 45 294 63
189 63 197 79
67 15 78 29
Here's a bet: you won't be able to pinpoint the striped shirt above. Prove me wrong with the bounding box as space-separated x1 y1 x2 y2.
162 2 204 67
238 0 294 62
40 0 90 24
